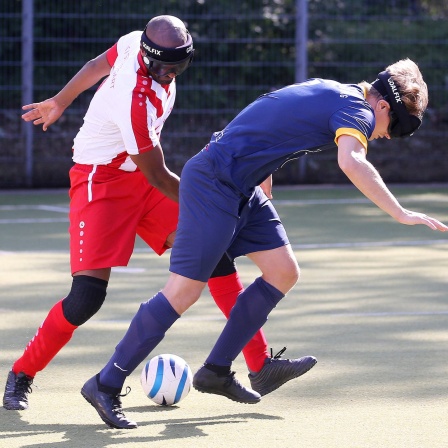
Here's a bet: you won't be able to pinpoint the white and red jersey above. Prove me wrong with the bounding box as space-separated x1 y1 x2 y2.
72 31 176 171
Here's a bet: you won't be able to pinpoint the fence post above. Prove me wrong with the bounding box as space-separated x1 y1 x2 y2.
295 0 308 183
22 0 34 187
295 0 308 84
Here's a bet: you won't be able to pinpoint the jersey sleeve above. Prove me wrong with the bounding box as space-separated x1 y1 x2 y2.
329 106 374 151
108 31 140 67
106 43 118 66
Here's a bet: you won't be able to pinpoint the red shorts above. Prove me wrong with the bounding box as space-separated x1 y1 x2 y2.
68 163 178 274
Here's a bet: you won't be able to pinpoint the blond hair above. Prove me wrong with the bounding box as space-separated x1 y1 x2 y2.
385 58 428 119
361 58 428 120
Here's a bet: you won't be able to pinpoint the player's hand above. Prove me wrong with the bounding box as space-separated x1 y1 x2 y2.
21 98 65 131
397 209 448 231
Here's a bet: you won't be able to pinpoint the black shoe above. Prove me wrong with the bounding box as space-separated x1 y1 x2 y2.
248 348 317 396
81 375 137 429
3 370 33 410
193 365 261 404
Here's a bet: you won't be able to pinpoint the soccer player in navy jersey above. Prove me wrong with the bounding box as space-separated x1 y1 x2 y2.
4 15 316 415
81 58 448 429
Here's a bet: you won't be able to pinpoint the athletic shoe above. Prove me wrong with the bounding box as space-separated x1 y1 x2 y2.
193 365 261 404
81 375 137 429
3 370 33 410
248 347 317 396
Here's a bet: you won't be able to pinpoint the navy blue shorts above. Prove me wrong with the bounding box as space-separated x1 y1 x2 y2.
169 152 289 282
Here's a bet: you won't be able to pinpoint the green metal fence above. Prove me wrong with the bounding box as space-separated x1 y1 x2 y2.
1 0 447 187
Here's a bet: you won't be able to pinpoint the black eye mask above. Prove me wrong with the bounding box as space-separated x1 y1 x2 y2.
371 71 421 138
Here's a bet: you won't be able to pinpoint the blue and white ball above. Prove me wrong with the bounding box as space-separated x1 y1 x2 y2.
141 354 193 406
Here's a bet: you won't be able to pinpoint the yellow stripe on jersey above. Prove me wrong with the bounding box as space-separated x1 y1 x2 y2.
335 127 368 152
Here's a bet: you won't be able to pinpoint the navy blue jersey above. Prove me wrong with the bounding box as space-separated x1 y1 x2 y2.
203 78 375 197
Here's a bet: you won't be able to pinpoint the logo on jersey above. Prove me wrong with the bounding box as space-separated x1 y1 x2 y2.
213 129 225 142
110 46 131 89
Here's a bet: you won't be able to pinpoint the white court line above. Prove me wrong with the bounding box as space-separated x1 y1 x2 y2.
3 239 443 254
0 204 69 224
273 197 448 206
0 218 69 224
2 308 445 322
291 239 448 250
275 198 373 206
112 267 146 273
1 201 447 248
1 196 446 224
93 315 226 324
0 205 69 212
92 309 448 324
333 310 448 317
1 194 447 213
133 239 447 252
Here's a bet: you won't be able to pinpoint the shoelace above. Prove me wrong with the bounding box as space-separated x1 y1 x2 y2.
223 371 237 388
270 347 287 360
15 375 33 397
111 386 131 414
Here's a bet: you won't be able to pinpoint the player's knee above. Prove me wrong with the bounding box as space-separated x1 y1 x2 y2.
265 263 300 294
62 275 108 326
292 263 301 283
282 264 300 291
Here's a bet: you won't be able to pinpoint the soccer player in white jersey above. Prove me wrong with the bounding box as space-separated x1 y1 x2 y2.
3 15 316 416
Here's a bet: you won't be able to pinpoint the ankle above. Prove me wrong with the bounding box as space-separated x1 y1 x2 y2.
203 363 231 376
96 374 121 396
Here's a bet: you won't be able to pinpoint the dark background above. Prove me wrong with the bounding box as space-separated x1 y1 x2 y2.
1 0 447 188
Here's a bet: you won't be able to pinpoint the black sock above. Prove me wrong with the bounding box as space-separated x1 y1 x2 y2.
204 363 231 376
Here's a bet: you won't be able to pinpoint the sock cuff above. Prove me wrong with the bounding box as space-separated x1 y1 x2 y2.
254 277 284 307
147 292 181 327
51 300 78 332
204 363 232 374
73 275 108 288
208 272 244 294
96 373 121 395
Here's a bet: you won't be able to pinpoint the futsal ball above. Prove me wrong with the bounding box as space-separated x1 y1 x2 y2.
141 354 193 406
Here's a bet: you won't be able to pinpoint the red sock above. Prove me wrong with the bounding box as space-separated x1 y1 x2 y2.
12 300 78 377
208 272 269 372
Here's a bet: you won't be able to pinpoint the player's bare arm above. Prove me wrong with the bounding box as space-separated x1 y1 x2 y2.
259 175 273 199
337 135 448 232
130 145 180 203
22 51 112 131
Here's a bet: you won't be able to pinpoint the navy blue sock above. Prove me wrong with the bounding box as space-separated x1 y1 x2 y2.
99 292 180 389
205 277 284 366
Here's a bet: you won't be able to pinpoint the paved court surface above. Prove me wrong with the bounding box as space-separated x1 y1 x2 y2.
1 187 447 447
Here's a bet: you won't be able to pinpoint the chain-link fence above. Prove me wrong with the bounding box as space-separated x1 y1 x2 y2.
1 0 447 188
